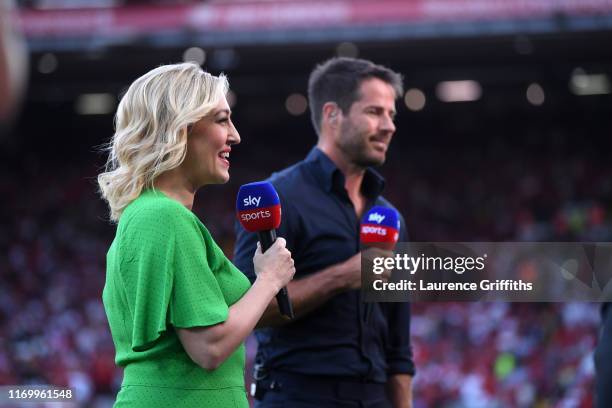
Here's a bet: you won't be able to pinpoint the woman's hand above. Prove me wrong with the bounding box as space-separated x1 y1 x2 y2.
253 237 296 292
178 237 294 371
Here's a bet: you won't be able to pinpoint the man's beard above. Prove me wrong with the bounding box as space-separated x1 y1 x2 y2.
338 123 386 168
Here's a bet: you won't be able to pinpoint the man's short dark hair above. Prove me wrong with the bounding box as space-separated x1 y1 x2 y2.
307 57 403 135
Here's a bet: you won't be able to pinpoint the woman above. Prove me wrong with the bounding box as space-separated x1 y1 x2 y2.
98 62 295 407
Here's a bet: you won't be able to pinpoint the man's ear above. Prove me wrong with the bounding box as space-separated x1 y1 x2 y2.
322 102 340 127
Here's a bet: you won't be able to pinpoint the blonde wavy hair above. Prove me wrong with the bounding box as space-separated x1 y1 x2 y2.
98 62 229 222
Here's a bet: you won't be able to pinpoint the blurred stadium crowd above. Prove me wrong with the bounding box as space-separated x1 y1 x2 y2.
0 128 607 407
2 0 611 406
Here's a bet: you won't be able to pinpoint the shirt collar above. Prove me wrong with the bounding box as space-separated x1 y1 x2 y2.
305 147 386 199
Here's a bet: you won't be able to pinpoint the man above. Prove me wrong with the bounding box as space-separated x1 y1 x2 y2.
234 57 414 408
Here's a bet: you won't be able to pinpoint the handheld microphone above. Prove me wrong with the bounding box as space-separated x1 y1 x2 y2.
360 206 400 323
360 206 400 250
236 181 294 319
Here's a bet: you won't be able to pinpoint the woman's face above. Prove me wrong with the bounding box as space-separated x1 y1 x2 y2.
182 96 240 187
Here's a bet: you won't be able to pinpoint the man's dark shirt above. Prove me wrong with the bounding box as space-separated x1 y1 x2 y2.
233 148 415 382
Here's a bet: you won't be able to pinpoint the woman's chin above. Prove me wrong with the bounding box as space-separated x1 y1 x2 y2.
200 169 230 186
212 172 230 185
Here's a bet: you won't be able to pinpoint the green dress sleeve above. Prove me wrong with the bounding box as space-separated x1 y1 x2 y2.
120 201 229 352
169 212 230 329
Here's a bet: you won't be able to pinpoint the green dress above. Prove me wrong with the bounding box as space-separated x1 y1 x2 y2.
102 190 251 407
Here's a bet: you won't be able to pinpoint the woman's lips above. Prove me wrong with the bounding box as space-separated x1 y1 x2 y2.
218 152 230 167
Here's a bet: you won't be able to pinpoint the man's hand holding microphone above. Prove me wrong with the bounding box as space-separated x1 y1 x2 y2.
332 206 400 291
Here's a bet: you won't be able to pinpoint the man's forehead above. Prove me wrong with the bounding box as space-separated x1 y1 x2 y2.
351 80 397 112
355 78 397 103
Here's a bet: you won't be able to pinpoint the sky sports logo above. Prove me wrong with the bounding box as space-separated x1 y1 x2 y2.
239 195 272 221
362 225 389 236
362 211 396 237
242 195 262 207
240 209 271 221
360 206 400 249
236 181 281 232
363 211 388 235
368 212 386 224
